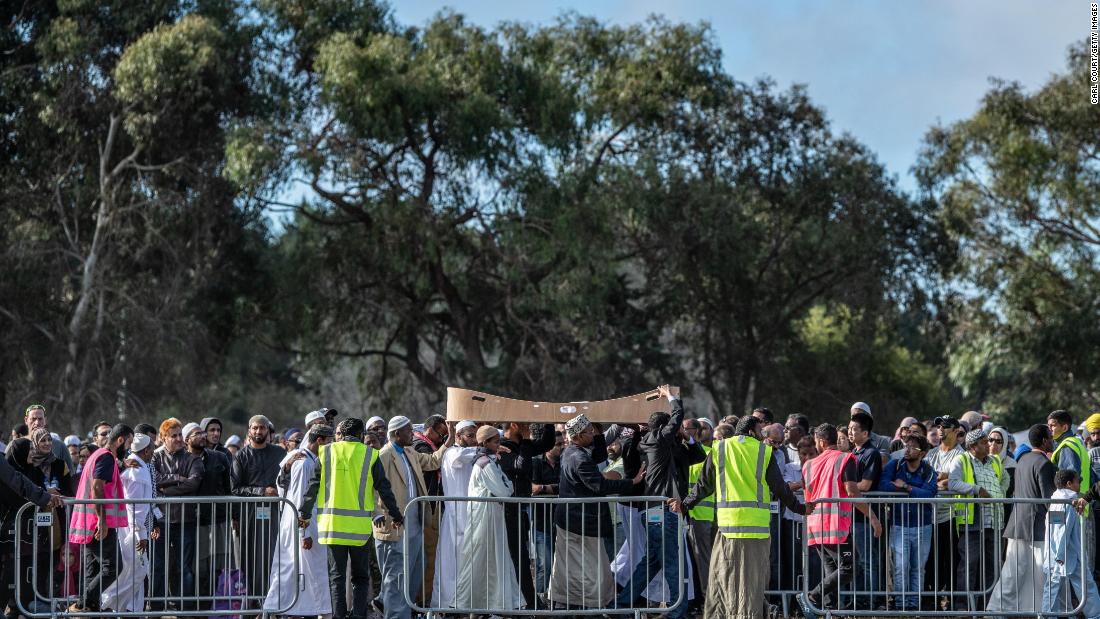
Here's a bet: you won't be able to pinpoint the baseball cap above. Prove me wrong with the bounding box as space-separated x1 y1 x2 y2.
933 415 962 429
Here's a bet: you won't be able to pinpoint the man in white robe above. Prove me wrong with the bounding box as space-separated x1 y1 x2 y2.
101 433 157 613
431 420 481 608
264 424 334 616
456 425 524 611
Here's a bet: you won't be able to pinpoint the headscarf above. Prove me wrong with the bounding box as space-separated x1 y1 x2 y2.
6 438 35 475
29 428 55 468
894 417 919 441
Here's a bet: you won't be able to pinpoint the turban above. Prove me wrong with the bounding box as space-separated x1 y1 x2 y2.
565 414 591 438
1086 413 1100 433
388 415 411 434
131 433 152 452
456 420 477 432
965 428 987 450
476 425 499 444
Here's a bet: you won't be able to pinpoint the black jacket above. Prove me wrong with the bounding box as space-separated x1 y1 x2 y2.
412 435 443 496
195 448 232 524
1006 450 1057 541
152 447 205 524
498 423 556 500
639 398 707 502
555 435 635 538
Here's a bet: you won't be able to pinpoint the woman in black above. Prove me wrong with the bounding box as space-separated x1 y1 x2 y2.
2 437 67 616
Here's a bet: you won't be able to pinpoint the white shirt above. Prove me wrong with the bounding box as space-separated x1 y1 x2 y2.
121 453 154 540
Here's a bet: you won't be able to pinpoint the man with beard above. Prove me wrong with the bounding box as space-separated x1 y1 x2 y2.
412 414 448 604
188 420 233 599
231 414 287 603
497 419 555 609
373 416 453 619
151 420 205 609
68 424 133 613
432 420 481 609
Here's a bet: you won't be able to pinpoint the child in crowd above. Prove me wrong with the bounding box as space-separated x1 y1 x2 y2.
1043 469 1100 619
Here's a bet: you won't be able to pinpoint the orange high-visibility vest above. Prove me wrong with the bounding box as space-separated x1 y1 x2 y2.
803 448 855 546
69 447 127 544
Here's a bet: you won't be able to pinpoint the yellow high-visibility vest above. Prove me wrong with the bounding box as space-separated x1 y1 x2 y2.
954 453 1002 528
689 444 715 521
714 436 772 539
318 440 379 546
1053 435 1091 516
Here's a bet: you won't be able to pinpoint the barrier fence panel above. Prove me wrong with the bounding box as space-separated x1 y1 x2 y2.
406 495 686 617
800 495 1088 618
13 496 301 618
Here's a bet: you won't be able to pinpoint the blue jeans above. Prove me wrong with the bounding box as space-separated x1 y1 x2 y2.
151 522 196 607
853 519 882 607
889 525 932 610
532 527 555 594
376 530 424 619
614 507 684 619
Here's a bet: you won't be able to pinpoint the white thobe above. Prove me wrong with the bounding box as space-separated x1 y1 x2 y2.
455 454 524 610
263 448 331 615
101 454 152 612
431 445 479 608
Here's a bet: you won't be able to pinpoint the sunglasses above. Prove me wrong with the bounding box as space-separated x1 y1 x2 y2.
988 438 1003 444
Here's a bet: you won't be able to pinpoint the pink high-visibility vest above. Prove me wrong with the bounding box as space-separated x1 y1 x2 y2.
68 447 127 544
803 448 855 546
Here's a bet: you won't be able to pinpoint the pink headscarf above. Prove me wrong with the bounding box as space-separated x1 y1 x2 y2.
894 417 919 441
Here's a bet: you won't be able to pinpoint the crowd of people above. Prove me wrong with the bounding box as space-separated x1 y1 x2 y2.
1 396 1099 619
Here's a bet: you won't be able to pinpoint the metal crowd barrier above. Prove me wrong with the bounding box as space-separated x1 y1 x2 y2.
801 495 1088 617
13 496 301 618
406 495 686 617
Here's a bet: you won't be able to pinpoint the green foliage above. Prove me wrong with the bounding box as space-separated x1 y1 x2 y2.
8 1 1093 434
918 41 1100 429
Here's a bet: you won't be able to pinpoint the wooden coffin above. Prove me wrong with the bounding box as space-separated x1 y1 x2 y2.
446 386 680 423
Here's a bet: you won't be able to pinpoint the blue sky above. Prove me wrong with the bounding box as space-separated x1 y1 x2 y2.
391 0 1083 193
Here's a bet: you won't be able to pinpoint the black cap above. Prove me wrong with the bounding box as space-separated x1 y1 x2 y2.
933 415 962 429
321 407 338 418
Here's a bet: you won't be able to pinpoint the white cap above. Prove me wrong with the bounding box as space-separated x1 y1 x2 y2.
388 415 411 434
366 416 385 430
131 433 152 452
851 401 872 415
305 410 326 425
225 434 242 447
456 420 477 432
182 423 202 439
64 435 81 447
